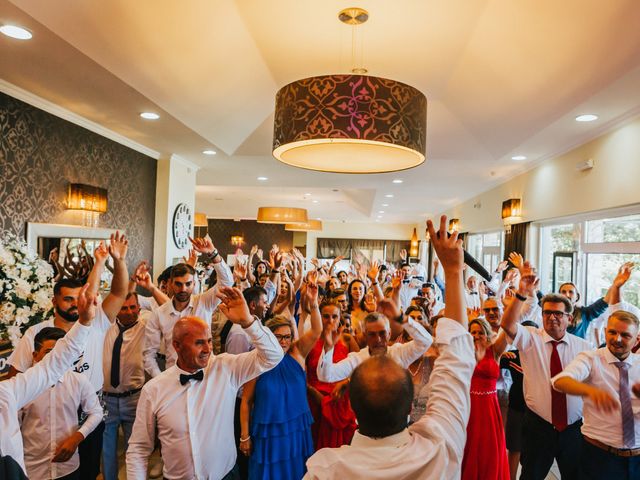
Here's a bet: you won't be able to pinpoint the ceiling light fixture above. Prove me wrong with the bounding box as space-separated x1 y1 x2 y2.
382 203 389 207
575 114 598 122
378 210 385 214
385 194 394 198
511 155 527 161
140 112 160 120
272 8 427 174
285 220 323 232
312 200 319 204
257 176 268 181
0 25 32 40
409 228 419 257
392 179 404 184
202 149 217 155
257 207 308 224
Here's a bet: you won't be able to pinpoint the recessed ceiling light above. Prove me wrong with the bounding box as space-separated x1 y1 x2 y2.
382 203 389 207
378 210 385 214
312 200 319 203
575 114 598 122
140 112 160 120
392 179 403 184
257 176 268 181
511 155 527 161
0 25 32 40
304 193 312 196
202 149 216 155
385 194 394 198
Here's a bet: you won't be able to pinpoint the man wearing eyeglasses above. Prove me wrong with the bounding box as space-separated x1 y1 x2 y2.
501 261 589 480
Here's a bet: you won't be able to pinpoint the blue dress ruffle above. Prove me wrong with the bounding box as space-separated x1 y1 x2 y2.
249 353 314 480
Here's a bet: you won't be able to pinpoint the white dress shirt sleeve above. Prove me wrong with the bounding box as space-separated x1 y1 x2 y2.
388 319 433 368
510 323 536 351
225 326 253 355
143 310 163 378
126 388 156 480
263 279 277 304
317 348 364 383
8 322 91 410
551 350 593 389
6 327 36 373
226 321 284 389
76 376 103 439
410 318 475 467
198 260 234 310
137 295 155 312
486 272 501 295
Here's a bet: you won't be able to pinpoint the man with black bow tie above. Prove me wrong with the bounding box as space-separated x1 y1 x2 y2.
126 287 283 480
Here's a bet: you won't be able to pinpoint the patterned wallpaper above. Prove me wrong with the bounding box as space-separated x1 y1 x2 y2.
204 219 294 259
0 92 157 267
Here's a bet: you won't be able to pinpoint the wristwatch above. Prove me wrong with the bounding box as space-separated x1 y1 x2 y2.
515 292 527 302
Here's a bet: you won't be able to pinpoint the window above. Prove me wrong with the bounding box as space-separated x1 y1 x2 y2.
466 231 503 273
538 209 640 308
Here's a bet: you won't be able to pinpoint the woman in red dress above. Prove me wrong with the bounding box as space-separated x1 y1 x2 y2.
306 301 359 450
462 317 510 480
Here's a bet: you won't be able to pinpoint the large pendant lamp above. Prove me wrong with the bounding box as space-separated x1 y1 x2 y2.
257 207 308 224
272 8 427 174
285 219 323 232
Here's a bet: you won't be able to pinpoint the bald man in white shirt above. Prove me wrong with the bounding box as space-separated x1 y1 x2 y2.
305 215 475 480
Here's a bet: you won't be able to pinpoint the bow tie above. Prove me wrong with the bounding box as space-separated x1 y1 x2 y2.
469 292 478 295
179 370 204 385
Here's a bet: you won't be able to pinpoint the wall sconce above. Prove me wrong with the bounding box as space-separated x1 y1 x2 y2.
448 218 460 233
502 198 522 233
409 227 419 257
231 235 244 246
67 183 108 227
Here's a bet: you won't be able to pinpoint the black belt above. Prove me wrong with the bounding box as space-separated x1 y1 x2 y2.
103 387 142 398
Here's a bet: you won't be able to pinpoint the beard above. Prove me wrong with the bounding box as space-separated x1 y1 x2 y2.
56 306 79 322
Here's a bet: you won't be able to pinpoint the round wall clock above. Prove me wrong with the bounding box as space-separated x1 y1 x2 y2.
172 203 192 249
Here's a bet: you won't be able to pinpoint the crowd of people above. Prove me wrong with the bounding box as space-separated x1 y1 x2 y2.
1 215 639 480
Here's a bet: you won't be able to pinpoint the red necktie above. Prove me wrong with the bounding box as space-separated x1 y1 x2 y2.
550 341 568 431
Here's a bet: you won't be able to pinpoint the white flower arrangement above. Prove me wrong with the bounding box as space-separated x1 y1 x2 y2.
0 234 54 347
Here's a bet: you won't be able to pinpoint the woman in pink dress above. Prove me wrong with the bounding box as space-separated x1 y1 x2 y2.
462 317 510 480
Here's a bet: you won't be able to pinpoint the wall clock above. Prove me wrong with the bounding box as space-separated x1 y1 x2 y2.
172 203 192 249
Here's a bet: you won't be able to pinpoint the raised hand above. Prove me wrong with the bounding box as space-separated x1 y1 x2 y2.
613 262 635 288
182 249 198 267
517 261 539 297
363 291 377 313
189 235 216 255
332 255 345 265
109 231 128 261
234 261 248 282
134 265 154 291
377 297 402 323
94 241 109 264
391 270 405 290
504 268 518 284
250 244 259 256
305 271 319 309
400 249 407 261
508 252 524 271
273 251 284 270
496 260 509 273
77 284 97 325
426 216 463 273
216 286 254 328
367 260 380 281
256 248 264 260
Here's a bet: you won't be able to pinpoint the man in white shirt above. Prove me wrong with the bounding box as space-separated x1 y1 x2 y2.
421 282 446 316
465 275 482 310
126 286 284 480
143 236 233 377
21 327 103 480
501 262 589 480
317 310 432 383
7 233 129 479
101 292 149 480
305 215 475 480
0 285 96 480
553 310 640 479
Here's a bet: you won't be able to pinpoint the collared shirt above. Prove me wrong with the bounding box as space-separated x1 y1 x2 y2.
143 261 233 377
8 306 113 391
138 295 159 312
510 324 589 425
317 318 433 383
102 315 148 393
305 318 475 480
552 347 640 448
126 320 283 480
465 290 481 310
0 322 91 477
20 371 102 479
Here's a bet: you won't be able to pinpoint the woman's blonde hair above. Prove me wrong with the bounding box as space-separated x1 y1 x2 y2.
469 317 493 339
265 315 294 336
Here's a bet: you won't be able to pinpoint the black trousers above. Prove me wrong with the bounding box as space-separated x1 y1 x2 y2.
57 469 81 480
77 420 105 480
580 438 640 480
520 409 582 480
233 397 249 480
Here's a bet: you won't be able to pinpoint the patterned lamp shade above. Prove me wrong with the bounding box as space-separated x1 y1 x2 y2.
285 219 323 232
194 212 208 227
273 75 427 173
257 207 308 224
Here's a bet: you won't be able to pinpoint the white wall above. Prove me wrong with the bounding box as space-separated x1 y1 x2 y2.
442 116 640 233
153 155 198 274
305 221 416 258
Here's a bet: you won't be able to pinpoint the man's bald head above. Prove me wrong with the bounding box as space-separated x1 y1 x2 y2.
349 355 414 438
172 316 212 372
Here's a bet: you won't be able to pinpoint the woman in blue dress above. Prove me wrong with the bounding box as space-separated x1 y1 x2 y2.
240 273 323 480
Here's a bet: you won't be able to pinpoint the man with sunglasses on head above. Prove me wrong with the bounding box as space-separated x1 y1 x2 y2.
501 261 589 480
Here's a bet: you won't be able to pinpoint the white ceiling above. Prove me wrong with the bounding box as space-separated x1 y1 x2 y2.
2 0 640 224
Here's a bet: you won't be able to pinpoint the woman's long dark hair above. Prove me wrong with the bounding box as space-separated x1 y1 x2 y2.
347 279 366 312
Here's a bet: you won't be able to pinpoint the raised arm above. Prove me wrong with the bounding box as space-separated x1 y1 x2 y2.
501 261 538 339
295 273 323 359
133 262 169 306
367 260 384 302
190 235 233 306
247 245 258 285
239 378 257 458
100 232 130 321
143 311 163 377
